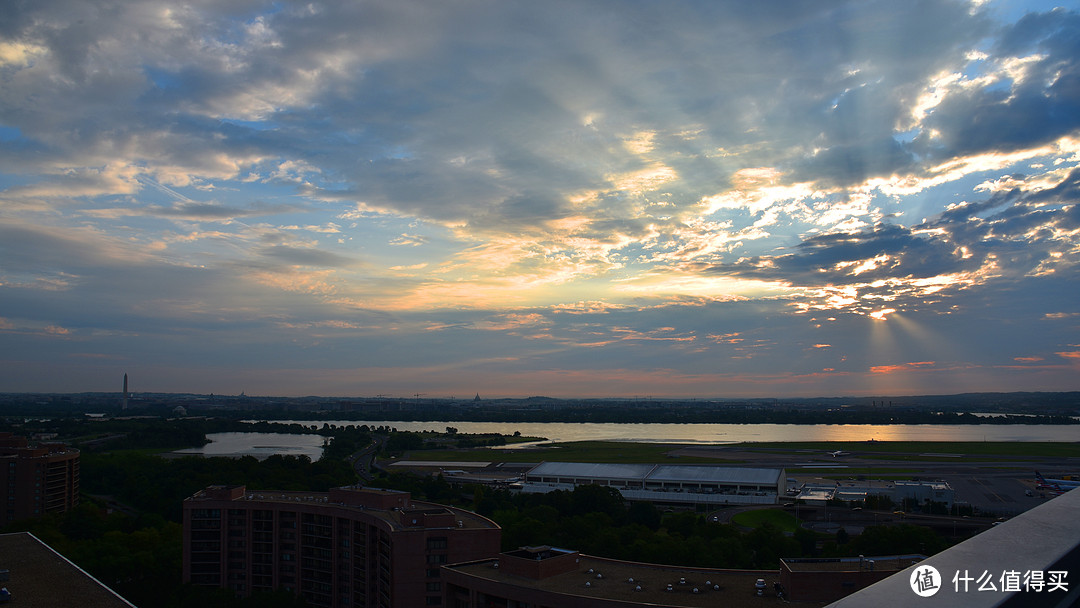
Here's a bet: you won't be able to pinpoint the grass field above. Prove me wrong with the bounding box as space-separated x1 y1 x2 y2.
731 508 800 533
405 441 740 464
398 438 1080 466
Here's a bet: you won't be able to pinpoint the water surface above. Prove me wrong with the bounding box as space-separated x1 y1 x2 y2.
174 432 326 460
250 421 1079 444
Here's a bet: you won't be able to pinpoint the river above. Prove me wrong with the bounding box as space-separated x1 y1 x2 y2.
173 431 328 460
175 422 1076 460
248 420 1080 444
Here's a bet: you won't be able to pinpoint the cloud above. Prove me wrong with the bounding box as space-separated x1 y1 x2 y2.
1 1 1078 396
83 201 303 221
258 245 360 268
870 361 935 374
911 9 1080 159
1045 312 1080 320
390 233 428 247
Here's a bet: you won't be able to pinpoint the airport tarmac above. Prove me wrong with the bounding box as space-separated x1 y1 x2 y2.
387 443 1077 516
671 444 1077 515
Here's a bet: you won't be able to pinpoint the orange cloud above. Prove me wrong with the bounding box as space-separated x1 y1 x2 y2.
870 361 935 374
1056 351 1080 360
707 332 743 344
1013 356 1044 362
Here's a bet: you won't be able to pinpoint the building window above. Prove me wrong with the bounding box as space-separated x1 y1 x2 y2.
426 537 448 551
426 554 447 565
426 582 442 593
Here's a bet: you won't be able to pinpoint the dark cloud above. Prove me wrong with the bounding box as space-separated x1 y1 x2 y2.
698 171 1077 294
695 222 969 287
790 137 915 187
141 201 302 220
0 223 118 273
913 9 1080 158
257 245 360 268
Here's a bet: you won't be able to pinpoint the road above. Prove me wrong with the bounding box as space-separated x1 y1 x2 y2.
347 436 385 481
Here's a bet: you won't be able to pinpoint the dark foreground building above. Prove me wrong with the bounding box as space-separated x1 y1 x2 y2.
442 546 791 607
185 481 1080 607
182 485 501 608
0 432 80 524
0 531 135 607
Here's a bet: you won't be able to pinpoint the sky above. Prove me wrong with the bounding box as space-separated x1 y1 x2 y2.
1 0 1079 399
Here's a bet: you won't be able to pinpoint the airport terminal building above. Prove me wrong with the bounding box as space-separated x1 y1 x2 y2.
520 462 786 506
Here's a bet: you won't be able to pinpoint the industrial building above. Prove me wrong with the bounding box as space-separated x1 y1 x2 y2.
182 484 500 608
794 479 955 507
0 432 80 523
521 462 786 505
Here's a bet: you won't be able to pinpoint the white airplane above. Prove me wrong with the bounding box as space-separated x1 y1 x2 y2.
1035 471 1079 492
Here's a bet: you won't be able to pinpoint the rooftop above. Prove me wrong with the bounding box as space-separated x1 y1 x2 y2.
447 553 823 607
828 485 1080 607
526 462 784 486
783 555 925 573
649 465 783 485
528 462 657 480
186 486 499 531
0 532 135 608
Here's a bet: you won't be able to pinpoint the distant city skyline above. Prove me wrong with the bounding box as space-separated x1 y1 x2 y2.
1 0 1078 398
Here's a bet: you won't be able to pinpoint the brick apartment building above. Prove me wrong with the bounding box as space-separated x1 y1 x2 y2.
0 431 80 524
182 485 501 608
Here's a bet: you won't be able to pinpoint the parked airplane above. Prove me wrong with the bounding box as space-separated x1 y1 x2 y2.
1035 471 1080 492
829 451 850 457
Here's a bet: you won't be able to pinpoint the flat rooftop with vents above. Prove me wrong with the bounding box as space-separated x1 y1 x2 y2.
0 531 134 608
443 546 818 607
521 462 786 505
